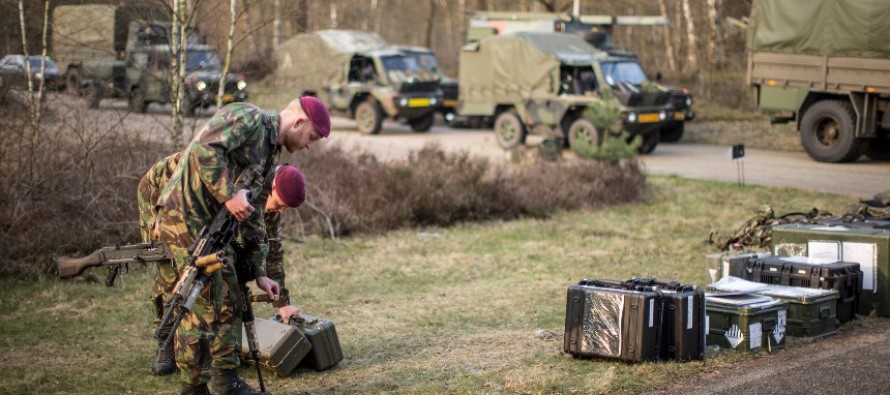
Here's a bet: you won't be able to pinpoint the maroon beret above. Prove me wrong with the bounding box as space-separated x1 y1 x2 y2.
299 96 331 138
273 165 306 208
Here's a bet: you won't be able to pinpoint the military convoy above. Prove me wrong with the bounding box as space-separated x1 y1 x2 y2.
275 30 441 134
51 4 248 113
747 0 890 162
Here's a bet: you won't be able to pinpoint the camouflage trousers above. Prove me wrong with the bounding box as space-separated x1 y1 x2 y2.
158 208 245 386
151 259 180 337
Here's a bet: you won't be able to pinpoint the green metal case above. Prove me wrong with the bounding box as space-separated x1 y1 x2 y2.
706 295 788 352
757 288 838 338
240 317 313 377
771 223 890 317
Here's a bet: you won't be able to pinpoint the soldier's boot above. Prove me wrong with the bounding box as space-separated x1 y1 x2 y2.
150 338 176 376
210 368 270 395
179 383 210 395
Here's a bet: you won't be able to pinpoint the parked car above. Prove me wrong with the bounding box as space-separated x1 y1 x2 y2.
0 55 65 91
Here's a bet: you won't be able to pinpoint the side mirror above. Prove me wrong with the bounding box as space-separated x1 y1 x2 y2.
655 72 663 83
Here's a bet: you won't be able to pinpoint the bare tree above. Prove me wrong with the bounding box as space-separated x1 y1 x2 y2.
273 0 281 51
329 1 338 29
424 1 436 48
217 0 238 109
657 0 678 75
17 0 50 187
681 0 699 73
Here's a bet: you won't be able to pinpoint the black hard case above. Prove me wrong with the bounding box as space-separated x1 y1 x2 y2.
657 286 706 361
564 284 662 362
293 313 343 371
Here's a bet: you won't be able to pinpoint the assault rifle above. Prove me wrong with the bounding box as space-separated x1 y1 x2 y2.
154 197 266 392
55 242 173 286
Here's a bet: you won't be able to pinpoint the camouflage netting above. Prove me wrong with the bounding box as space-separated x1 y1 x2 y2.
271 30 388 93
748 0 890 58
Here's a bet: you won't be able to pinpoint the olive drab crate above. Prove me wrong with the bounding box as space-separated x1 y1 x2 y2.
239 317 312 377
705 293 788 352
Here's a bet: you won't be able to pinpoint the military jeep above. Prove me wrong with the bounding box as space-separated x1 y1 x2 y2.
459 32 673 153
276 30 441 134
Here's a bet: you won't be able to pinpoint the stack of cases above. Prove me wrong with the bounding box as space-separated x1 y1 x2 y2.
706 251 772 280
705 294 788 352
563 278 705 362
772 222 890 317
292 313 344 371
239 318 313 377
746 256 862 323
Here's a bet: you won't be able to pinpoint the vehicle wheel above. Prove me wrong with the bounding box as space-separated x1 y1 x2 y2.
864 132 890 161
409 112 435 132
355 100 383 135
128 88 148 113
799 100 865 162
85 83 102 109
661 122 685 143
567 118 602 151
494 111 527 149
66 68 81 96
637 129 660 154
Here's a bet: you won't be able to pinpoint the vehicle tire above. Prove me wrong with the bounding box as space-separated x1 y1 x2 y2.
128 87 148 113
409 112 434 132
864 132 890 161
66 68 81 96
661 122 685 143
85 83 102 109
799 100 865 162
494 110 527 150
567 118 602 151
355 100 383 135
637 129 660 154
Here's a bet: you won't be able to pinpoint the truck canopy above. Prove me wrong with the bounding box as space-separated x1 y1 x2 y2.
274 29 389 91
460 32 602 103
52 5 117 62
748 0 890 58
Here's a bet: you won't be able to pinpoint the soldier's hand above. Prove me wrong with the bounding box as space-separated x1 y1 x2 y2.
278 305 301 323
225 189 255 221
255 276 280 301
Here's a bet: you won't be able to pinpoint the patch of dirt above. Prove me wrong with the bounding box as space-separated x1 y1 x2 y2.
683 120 803 152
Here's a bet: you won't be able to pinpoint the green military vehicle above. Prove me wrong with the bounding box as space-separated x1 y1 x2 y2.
392 45 459 124
52 3 247 113
275 30 441 134
747 0 890 162
467 11 694 143
459 32 672 153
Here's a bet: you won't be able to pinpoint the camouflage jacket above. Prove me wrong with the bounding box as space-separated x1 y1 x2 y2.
137 152 183 242
157 103 281 278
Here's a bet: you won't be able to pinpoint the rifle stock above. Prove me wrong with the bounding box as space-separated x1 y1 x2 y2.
55 242 173 286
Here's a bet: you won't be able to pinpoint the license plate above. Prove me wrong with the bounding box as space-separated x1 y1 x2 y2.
408 98 431 108
638 113 660 123
223 94 235 103
674 112 686 121
442 99 458 108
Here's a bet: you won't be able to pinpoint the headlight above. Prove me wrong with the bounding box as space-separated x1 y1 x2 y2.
430 97 438 106
196 81 207 91
237 80 247 90
658 111 667 121
399 98 408 106
626 112 637 123
685 96 693 107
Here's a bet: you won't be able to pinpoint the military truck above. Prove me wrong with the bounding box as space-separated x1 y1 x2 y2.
52 3 246 113
392 45 458 124
747 0 890 162
467 11 694 143
459 32 672 153
275 30 441 134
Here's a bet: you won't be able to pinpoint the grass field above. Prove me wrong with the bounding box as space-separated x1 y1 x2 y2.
0 176 858 395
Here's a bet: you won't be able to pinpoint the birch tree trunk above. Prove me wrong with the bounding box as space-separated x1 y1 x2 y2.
424 1 436 48
169 0 185 150
273 0 281 51
706 0 718 70
329 1 338 29
681 0 699 73
217 0 237 109
17 0 50 189
657 0 678 75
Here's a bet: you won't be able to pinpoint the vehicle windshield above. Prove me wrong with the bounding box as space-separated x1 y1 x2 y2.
185 50 221 71
406 52 441 77
601 61 647 86
380 55 438 83
28 57 57 70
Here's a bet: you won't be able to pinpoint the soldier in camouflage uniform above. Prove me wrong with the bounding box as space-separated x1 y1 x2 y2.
137 151 185 376
156 97 330 395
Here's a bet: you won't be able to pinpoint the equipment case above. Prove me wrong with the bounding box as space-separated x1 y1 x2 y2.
705 294 788 352
706 251 772 281
240 317 312 377
757 287 838 338
564 283 662 362
772 223 890 317
292 313 343 371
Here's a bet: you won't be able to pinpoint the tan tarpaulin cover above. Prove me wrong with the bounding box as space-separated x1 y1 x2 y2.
52 5 117 62
748 0 890 58
460 32 599 103
273 30 388 91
